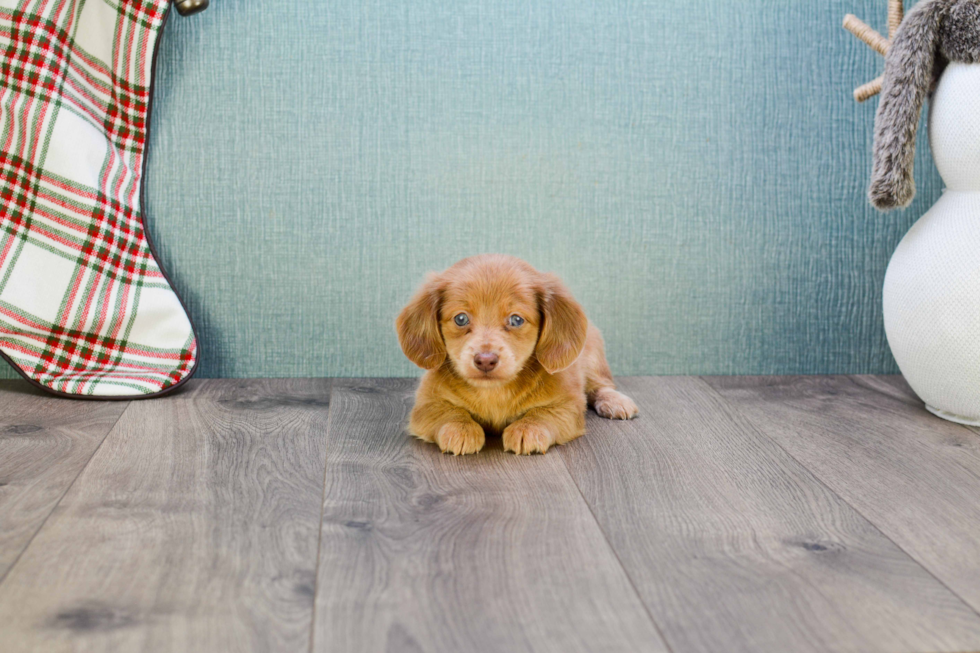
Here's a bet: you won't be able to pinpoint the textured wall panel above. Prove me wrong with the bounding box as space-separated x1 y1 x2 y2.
6 0 941 379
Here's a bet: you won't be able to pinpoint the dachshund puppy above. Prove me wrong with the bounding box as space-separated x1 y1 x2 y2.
396 254 637 455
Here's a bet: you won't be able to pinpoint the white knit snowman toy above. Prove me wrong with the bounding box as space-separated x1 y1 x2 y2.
848 0 980 424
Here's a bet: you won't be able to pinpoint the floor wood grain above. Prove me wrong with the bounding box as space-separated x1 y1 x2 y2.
705 374 980 622
0 381 129 581
311 378 667 653
0 379 331 653
559 376 980 653
3 375 980 653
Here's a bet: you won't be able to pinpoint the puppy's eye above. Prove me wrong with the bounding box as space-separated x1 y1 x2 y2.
454 313 470 327
508 315 525 328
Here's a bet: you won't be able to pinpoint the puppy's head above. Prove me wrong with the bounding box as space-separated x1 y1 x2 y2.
396 255 588 385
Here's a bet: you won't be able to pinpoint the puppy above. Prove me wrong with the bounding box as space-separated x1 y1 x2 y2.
396 254 637 455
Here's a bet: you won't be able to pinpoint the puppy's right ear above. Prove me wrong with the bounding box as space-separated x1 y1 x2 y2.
396 273 447 370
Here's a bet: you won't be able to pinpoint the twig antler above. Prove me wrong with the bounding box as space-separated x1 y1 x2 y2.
844 0 904 102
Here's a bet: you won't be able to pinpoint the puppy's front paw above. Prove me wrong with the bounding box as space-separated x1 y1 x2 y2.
594 389 638 420
436 421 485 455
503 421 554 455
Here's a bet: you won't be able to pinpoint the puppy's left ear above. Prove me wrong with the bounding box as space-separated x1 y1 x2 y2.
535 273 588 374
396 273 447 370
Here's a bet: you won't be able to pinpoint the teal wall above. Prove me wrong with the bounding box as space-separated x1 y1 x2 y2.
137 0 941 378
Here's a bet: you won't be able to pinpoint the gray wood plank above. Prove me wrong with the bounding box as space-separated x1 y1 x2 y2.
851 374 923 407
706 373 980 622
0 378 331 653
560 376 980 653
875 373 980 441
312 378 667 653
0 381 129 581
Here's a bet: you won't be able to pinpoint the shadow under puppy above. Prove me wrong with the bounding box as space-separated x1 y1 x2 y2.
396 254 637 455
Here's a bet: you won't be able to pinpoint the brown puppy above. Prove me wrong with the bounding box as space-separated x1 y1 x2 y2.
396 254 637 455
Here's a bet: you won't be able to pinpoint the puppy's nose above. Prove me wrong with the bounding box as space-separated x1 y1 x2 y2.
474 352 499 373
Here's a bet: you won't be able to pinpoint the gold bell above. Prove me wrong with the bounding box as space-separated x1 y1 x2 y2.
174 0 209 16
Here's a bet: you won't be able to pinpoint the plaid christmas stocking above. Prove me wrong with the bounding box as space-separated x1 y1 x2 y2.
0 0 198 397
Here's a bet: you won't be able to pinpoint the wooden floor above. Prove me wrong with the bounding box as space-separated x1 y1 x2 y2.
2 376 980 653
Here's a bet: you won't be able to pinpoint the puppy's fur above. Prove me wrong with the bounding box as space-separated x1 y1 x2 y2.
396 254 637 455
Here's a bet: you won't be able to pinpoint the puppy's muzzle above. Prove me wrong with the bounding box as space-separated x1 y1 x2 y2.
474 352 499 373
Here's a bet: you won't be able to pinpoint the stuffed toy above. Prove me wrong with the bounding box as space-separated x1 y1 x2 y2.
0 0 206 397
847 0 980 424
844 0 907 103
848 0 980 208
872 0 980 208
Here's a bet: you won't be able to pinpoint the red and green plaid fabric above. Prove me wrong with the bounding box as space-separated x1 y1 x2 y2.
0 0 197 397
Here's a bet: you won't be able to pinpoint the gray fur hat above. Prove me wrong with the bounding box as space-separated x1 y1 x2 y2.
871 0 980 210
